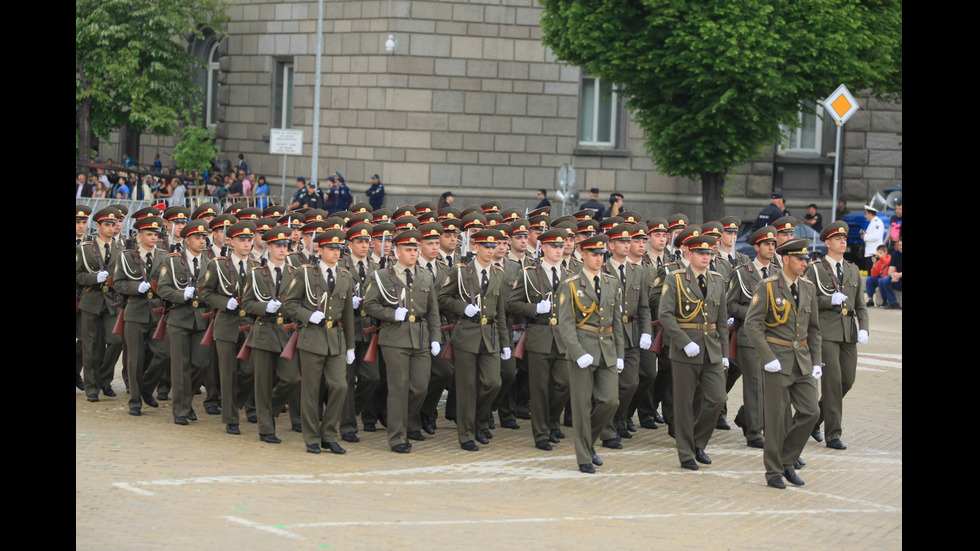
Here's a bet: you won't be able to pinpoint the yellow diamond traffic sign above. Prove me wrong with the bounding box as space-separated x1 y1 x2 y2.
822 84 859 125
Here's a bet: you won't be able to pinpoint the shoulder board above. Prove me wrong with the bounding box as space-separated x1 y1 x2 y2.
800 276 814 285
708 270 722 277
763 275 780 282
524 265 536 271
168 252 182 257
215 255 228 261
454 262 466 268
735 263 752 272
601 272 615 279
249 265 263 271
338 267 350 273
493 264 504 270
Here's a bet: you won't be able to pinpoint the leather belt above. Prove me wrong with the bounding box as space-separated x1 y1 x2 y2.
678 322 717 330
579 324 614 335
766 336 807 349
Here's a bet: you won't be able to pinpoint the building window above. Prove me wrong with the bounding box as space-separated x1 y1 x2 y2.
578 76 619 147
273 61 294 129
780 101 823 154
206 42 220 126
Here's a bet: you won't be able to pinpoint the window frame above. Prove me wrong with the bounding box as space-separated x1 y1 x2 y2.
779 101 824 155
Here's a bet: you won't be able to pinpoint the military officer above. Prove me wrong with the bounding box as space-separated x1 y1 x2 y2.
718 216 750 268
112 215 169 415
806 221 870 450
156 220 213 425
239 226 302 444
200 221 258 435
362 229 442 453
658 234 730 471
743 238 823 489
555 234 624 473
599 224 653 450
76 207 125 401
509 229 574 451
76 204 94 390
283 229 355 455
727 226 779 448
438 228 511 451
415 222 454 435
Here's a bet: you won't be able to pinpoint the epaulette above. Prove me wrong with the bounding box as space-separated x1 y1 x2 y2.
709 270 722 277
168 252 182 257
601 272 615 280
763 274 779 282
338 267 350 273
455 262 466 268
524 265 536 271
493 264 504 271
801 275 814 285
215 255 229 261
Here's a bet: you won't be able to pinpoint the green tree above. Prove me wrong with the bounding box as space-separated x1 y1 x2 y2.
540 0 902 221
172 104 221 175
76 0 229 159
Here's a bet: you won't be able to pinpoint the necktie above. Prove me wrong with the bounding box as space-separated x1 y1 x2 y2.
698 274 707 298
761 266 768 279
275 266 283 295
709 258 716 271
481 269 488 295
561 259 567 270
791 282 799 307
657 256 663 269
405 268 413 287
358 260 366 281
836 262 843 283
325 267 334 293
594 275 601 300
104 243 111 264
494 262 502 269
192 257 199 280
146 252 153 271
728 253 736 267
552 267 559 291
427 262 434 277
238 260 245 280
76 238 81 246
619 264 626 289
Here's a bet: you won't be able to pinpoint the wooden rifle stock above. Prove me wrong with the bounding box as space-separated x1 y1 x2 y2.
237 342 252 361
511 323 526 360
152 310 168 341
112 308 126 336
280 331 299 360
650 320 664 354
728 321 739 361
201 318 216 346
440 323 456 360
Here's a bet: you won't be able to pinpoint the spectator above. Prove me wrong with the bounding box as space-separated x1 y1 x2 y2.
535 189 551 209
864 245 891 306
168 177 187 208
436 191 455 210
802 203 823 233
76 172 94 198
365 174 385 210
602 192 624 219
237 153 248 176
334 172 353 212
226 174 244 199
254 176 270 210
288 177 308 211
835 198 849 221
114 177 131 200
241 172 252 197
123 153 135 167
877 238 902 309
885 202 902 251
752 192 787 232
93 180 108 198
859 204 885 271
153 153 163 173
580 187 605 221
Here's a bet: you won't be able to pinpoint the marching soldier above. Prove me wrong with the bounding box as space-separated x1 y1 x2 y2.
199 221 257 435
111 215 170 415
806 221 870 450
156 220 213 425
242 226 303 444
658 233 729 471
743 238 823 489
362 229 442 453
338 222 378 443
76 204 93 390
283 229 355 454
415 222 454 435
727 226 779 449
438 228 511 451
76 207 125 401
555 234 624 473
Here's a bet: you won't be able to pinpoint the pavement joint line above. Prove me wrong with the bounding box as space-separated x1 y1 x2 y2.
792 488 902 513
222 515 303 541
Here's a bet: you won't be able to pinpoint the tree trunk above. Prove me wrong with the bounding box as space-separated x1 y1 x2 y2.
701 171 727 223
78 97 93 162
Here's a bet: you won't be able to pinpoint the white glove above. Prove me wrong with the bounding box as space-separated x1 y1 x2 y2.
464 304 480 317
535 299 552 314
137 281 151 294
812 365 823 379
265 300 281 314
831 292 848 306
500 347 512 361
727 317 735 327
352 296 362 309
309 311 325 325
639 333 652 350
96 270 109 283
226 297 239 310
857 329 869 345
183 286 196 301
512 330 523 343
764 359 782 373
346 349 356 365
576 353 594 369
683 341 700 358
394 307 408 321
430 341 441 356
722 358 730 368
616 358 625 373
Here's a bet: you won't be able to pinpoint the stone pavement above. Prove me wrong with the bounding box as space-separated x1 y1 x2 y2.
76 307 901 550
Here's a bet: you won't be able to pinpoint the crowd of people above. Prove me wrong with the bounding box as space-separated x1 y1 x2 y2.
76 191 884 489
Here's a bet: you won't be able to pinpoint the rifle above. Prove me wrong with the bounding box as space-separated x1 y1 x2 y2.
649 320 664 354
236 324 253 360
200 311 217 346
363 324 382 363
111 300 126 335
278 323 299 359
512 323 527 360
728 318 741 361
439 323 456 360
152 306 168 341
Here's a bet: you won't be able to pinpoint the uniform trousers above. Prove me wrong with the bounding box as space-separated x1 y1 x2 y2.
382 346 431 447
124 320 170 408
817 340 857 442
253 348 300 436
215 335 254 425
167 324 208 418
296 349 341 444
453 345 502 444
672 358 725 464
602 347 641 440
527 344 570 444
763 364 818 480
567 360 618 465
81 308 123 394
735 346 765 442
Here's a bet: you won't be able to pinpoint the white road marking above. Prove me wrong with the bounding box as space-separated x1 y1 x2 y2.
222 515 303 540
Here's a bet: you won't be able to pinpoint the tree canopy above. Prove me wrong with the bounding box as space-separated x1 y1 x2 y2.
76 0 229 159
540 0 902 220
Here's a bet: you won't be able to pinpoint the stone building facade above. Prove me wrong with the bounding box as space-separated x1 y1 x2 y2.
106 0 901 222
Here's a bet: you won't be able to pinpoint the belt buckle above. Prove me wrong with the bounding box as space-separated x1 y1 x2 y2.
276 315 284 325
325 320 333 329
549 318 557 326
361 310 367 317
191 300 199 308
841 307 848 316
408 314 416 323
146 291 154 299
792 339 800 349
481 316 488 326
102 284 110 293
240 309 247 318
622 315 628 323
